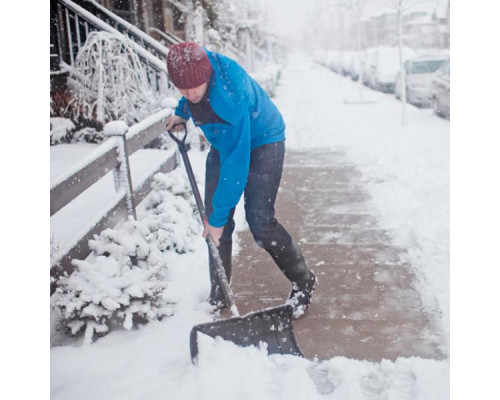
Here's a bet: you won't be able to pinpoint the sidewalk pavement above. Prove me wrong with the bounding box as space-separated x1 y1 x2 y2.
229 149 446 362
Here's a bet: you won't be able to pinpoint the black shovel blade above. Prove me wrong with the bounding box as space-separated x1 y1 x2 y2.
190 304 303 362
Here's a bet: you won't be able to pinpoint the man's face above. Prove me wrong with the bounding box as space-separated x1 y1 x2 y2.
179 82 208 104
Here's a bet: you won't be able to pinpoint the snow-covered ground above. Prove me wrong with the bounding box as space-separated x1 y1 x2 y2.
47 51 451 399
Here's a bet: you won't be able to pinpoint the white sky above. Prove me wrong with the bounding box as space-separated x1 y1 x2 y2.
260 0 443 38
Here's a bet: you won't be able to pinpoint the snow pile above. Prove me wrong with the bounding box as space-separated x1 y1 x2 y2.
54 168 202 344
195 335 449 400
103 120 129 136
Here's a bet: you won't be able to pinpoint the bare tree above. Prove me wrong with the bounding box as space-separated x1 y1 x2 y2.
378 0 424 125
339 0 372 100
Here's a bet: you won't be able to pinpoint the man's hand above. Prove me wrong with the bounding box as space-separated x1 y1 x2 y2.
166 115 186 132
202 221 224 247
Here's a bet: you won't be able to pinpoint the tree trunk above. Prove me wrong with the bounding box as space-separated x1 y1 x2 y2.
355 14 363 100
398 4 407 126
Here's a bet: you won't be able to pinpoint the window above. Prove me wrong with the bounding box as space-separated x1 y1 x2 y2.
410 60 446 74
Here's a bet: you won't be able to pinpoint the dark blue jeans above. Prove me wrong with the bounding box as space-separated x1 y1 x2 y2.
205 140 295 300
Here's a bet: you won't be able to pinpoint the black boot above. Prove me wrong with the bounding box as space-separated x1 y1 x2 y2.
207 241 232 310
271 240 317 318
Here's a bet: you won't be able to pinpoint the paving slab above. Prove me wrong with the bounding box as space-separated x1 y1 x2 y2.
229 149 446 362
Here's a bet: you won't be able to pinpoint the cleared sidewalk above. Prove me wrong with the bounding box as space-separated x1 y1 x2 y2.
229 149 446 362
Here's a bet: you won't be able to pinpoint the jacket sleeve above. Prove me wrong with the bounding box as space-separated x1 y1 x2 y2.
209 113 251 227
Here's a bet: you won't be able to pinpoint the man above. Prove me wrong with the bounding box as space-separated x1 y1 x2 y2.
165 42 316 318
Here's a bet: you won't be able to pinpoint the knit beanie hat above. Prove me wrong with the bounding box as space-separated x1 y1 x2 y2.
166 42 213 89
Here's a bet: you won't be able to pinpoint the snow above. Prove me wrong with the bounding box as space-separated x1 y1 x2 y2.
103 121 128 137
50 138 117 190
50 145 177 261
59 0 168 72
50 117 75 143
48 50 451 399
275 53 449 334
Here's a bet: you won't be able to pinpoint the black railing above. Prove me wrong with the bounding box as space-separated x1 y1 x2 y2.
52 0 177 93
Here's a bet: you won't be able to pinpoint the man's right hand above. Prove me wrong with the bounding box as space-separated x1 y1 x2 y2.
166 115 187 132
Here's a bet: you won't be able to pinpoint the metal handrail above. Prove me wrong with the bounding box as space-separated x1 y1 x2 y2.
148 27 183 47
54 0 173 92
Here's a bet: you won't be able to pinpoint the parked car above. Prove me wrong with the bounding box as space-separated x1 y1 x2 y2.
366 46 418 92
431 58 450 118
340 51 354 77
361 48 377 86
394 56 447 107
315 50 341 73
324 50 341 73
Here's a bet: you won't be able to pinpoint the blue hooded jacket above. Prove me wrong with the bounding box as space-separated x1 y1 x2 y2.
174 50 286 227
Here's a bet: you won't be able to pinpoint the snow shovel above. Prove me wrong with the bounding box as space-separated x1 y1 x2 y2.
168 124 304 363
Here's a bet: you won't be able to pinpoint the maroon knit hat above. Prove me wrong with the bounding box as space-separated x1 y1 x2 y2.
166 42 212 89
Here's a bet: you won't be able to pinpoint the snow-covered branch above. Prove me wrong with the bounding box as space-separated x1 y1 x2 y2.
67 31 162 126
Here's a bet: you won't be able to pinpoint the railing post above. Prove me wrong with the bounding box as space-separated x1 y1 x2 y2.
64 8 74 65
104 121 137 220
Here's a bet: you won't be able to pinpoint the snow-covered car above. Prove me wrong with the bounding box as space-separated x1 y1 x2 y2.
366 46 418 92
361 48 377 86
321 50 341 73
340 51 354 76
394 57 447 106
431 58 450 118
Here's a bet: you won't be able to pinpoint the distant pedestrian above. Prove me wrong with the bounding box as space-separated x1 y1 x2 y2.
166 42 316 318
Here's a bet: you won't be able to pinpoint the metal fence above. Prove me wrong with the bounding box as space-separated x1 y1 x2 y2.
53 0 173 93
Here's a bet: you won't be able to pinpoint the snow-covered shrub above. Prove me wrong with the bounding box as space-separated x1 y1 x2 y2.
67 31 161 126
55 252 170 344
54 168 201 343
50 117 75 144
50 117 104 145
142 169 201 254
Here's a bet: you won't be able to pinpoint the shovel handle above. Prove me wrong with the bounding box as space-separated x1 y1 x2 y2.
167 122 188 145
168 123 208 223
167 124 238 315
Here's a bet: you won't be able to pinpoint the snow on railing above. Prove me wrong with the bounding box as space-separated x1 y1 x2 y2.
50 109 177 293
56 0 172 92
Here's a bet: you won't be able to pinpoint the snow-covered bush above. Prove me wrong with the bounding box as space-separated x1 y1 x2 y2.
142 170 202 254
54 168 201 343
67 31 161 126
50 117 75 144
50 117 104 145
55 252 170 344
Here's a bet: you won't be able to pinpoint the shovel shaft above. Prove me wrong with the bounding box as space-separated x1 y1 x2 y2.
168 125 238 315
